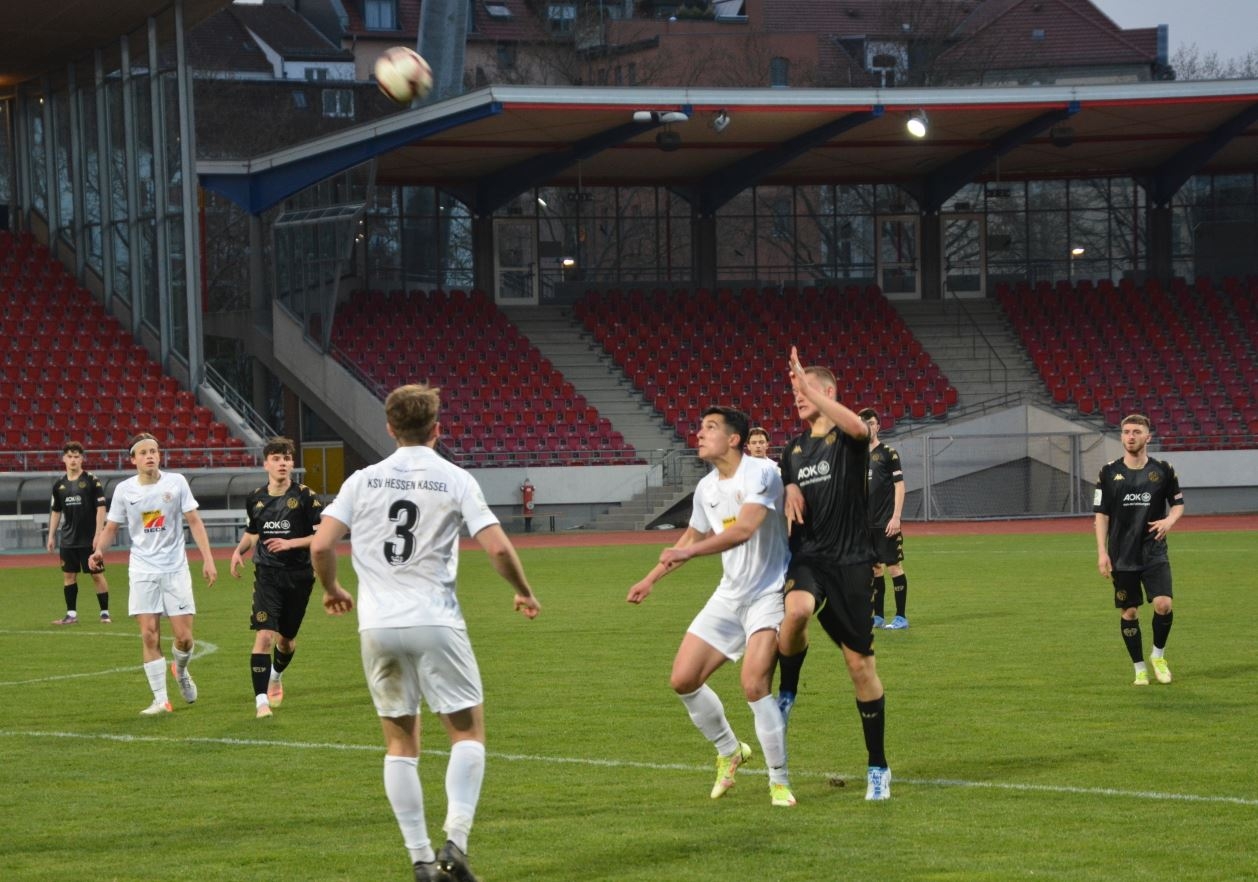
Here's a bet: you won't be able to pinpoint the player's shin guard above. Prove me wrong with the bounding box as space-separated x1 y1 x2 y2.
872 576 886 619
273 645 295 674
384 755 432 863
891 574 908 618
749 694 788 775
777 646 808 696
857 694 887 770
1152 610 1173 650
679 684 738 756
250 653 271 697
445 740 485 853
1121 617 1144 663
63 584 79 615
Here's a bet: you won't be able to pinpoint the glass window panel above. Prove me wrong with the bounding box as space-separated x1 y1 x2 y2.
167 218 188 358
664 190 691 281
1068 179 1109 211
162 72 183 213
618 187 658 280
54 91 73 230
107 81 128 225
112 222 130 303
139 222 159 331
132 75 154 217
716 190 755 277
28 101 47 214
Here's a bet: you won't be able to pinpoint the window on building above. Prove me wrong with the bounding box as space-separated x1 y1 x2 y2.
305 68 329 81
547 3 576 33
364 0 398 30
485 2 512 19
770 57 790 87
497 43 517 69
322 89 354 118
292 91 308 108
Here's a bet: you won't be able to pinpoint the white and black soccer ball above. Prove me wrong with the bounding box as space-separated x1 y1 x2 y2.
374 46 433 106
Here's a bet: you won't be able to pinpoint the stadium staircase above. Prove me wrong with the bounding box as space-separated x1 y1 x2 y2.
500 304 706 530
890 298 1046 413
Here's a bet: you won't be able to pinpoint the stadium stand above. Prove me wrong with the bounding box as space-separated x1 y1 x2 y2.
998 276 1258 450
330 288 637 466
0 231 253 471
574 285 958 446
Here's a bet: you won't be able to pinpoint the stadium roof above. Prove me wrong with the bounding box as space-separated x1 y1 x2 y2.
0 0 230 89
199 80 1258 216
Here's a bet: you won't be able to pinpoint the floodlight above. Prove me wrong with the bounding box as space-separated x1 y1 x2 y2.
906 109 928 138
1071 246 1086 256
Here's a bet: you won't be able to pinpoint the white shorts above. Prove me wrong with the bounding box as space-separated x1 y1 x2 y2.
128 568 195 617
360 625 484 718
686 590 784 662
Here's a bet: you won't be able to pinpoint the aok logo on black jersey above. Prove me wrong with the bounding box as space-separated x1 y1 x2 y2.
263 519 292 531
797 462 831 480
1122 492 1153 503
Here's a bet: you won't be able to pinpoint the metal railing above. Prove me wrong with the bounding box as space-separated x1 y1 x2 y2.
203 363 281 441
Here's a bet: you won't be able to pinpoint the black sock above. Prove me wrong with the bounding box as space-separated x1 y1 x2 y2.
96 591 110 612
273 646 295 675
892 574 908 618
1152 611 1174 650
857 695 887 769
1121 618 1144 663
251 653 271 696
872 576 886 618
63 584 78 615
777 646 808 695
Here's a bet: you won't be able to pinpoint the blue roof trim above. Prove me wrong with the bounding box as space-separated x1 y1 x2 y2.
199 101 505 215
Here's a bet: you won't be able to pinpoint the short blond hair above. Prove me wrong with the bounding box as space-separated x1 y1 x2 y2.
385 384 440 443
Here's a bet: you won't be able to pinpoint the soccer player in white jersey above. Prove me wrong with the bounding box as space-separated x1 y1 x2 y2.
311 383 540 882
626 405 795 807
90 433 218 715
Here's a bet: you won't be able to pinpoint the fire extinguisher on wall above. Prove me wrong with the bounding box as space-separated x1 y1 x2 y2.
520 478 535 532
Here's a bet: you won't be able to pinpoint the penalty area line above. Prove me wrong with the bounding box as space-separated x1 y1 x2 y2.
0 639 219 687
1 729 1254 807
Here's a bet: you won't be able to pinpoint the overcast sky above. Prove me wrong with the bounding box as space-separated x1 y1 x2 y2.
1092 0 1257 61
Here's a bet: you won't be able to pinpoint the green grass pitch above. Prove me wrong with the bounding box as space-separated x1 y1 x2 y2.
2 530 1256 881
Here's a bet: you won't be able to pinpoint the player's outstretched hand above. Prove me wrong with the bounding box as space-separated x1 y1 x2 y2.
514 593 540 619
626 579 654 604
323 583 354 615
203 561 218 587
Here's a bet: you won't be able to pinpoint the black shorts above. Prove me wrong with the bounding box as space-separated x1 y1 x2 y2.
869 528 904 566
1112 563 1172 609
60 547 102 574
250 567 316 639
786 557 877 656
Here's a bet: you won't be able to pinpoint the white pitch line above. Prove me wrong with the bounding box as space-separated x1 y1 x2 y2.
0 637 219 686
2 729 1254 807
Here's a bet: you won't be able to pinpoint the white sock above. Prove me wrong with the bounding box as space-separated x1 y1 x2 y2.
172 645 193 676
444 740 485 853
1134 661 1148 673
143 658 168 703
679 685 738 757
255 694 270 708
749 694 789 784
1151 647 1165 660
384 755 433 864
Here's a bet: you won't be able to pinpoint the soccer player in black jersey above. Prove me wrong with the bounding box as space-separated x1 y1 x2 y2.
858 408 909 630
1094 414 1184 686
229 437 323 718
776 347 890 800
47 442 112 624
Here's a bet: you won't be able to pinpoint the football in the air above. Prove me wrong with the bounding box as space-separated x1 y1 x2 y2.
374 47 433 105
